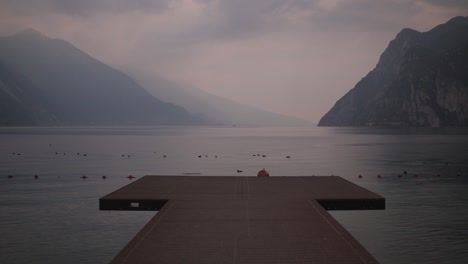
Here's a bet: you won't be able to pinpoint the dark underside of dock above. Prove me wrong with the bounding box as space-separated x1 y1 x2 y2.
100 176 385 264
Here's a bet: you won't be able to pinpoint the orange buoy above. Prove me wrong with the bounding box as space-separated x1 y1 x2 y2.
102 175 107 179
257 168 269 177
81 175 88 179
127 175 135 179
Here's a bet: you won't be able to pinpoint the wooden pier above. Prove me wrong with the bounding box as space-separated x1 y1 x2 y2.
100 176 385 263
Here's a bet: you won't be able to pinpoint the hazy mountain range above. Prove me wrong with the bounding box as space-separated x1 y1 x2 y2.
3 16 467 128
0 29 309 127
319 16 468 127
135 76 309 127
0 29 200 126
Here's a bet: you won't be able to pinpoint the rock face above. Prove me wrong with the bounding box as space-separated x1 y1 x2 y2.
0 29 200 126
318 16 468 127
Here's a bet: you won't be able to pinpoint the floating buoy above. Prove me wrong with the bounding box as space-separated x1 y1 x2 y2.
81 175 88 179
397 174 402 178
163 155 167 158
286 156 291 159
83 154 87 157
34 175 39 179
257 168 269 177
237 170 243 173
436 173 441 177
215 155 218 158
445 162 449 165
414 174 419 177
358 175 363 179
403 171 407 174
377 175 381 179
262 155 266 157
102 175 107 179
7 175 13 179
198 155 202 158
456 172 461 176
127 175 135 179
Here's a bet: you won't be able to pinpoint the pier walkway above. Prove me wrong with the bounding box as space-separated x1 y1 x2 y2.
100 176 385 263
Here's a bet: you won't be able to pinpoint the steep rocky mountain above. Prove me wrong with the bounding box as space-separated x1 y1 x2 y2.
0 29 200 126
318 16 468 127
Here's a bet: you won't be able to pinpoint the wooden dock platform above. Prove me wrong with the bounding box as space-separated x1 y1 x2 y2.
100 176 385 263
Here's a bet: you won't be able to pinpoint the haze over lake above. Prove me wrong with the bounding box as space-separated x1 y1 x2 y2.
1 126 467 263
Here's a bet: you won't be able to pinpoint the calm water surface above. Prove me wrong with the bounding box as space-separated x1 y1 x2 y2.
0 126 467 263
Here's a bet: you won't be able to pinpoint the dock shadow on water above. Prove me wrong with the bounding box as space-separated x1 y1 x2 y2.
1 126 468 263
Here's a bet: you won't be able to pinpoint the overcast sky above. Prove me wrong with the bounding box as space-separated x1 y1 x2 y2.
0 0 467 122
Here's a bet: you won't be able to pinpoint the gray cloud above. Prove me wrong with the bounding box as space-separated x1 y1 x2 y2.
174 1 426 43
0 0 171 16
1 0 465 38
425 0 468 8
53 0 171 15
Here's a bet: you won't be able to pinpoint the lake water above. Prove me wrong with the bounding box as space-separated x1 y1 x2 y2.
1 126 467 263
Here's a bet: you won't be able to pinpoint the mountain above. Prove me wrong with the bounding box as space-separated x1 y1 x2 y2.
0 29 200 126
135 75 311 127
318 16 468 127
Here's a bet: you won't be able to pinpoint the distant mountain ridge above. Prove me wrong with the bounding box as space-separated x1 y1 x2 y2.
134 75 311 127
318 16 468 127
0 29 309 127
0 29 200 126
